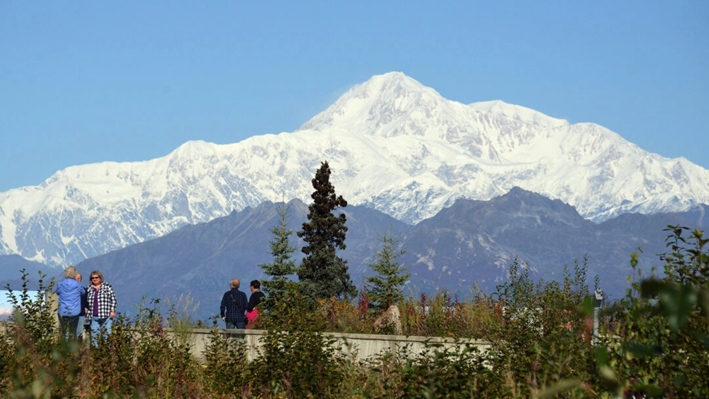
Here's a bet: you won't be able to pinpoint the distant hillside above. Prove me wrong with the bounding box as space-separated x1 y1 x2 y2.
399 188 707 298
0 255 51 291
75 199 408 320
73 190 706 321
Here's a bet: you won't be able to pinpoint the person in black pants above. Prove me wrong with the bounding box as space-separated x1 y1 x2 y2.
56 266 85 340
220 278 248 329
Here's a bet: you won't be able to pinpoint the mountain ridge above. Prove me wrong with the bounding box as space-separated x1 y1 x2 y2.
2 188 699 321
1 72 708 267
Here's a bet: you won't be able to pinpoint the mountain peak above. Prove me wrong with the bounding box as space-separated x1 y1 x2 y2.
357 71 428 94
298 72 452 137
171 140 218 159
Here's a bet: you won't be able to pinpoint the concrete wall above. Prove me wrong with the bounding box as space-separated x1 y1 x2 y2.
1 319 491 364
176 328 491 362
47 292 60 329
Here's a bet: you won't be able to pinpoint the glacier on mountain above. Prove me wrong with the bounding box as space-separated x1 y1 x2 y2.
1 71 708 267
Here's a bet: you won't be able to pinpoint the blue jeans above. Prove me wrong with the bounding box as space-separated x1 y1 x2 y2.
226 320 246 329
77 316 90 338
90 317 113 345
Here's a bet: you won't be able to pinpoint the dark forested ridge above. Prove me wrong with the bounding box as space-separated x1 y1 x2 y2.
1 188 705 321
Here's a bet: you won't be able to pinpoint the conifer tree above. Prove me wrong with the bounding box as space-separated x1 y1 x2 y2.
365 228 409 312
297 161 357 300
259 204 298 306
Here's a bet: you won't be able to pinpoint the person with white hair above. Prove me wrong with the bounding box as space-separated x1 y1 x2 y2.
55 265 86 340
220 278 247 329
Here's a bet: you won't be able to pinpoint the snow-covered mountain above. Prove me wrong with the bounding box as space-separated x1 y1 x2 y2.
2 72 708 267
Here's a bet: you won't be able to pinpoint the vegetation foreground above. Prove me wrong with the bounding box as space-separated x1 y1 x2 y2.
1 226 708 398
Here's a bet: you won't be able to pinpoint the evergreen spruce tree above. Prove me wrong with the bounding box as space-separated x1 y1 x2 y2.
258 204 299 307
297 161 357 300
365 228 410 312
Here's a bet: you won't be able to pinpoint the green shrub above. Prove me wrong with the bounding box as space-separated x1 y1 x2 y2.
202 325 251 396
597 226 709 397
251 290 356 398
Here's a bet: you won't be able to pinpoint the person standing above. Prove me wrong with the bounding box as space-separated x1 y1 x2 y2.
55 266 85 340
220 278 248 329
246 280 265 329
74 272 90 338
86 270 117 344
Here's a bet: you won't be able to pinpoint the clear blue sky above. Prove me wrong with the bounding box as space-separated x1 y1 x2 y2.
1 2 707 192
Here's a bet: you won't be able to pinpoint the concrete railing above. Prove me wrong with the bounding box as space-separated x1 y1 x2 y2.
173 328 491 362
1 319 491 363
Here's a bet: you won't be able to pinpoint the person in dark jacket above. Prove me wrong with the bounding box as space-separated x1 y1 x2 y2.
220 278 248 329
56 266 85 340
246 280 266 329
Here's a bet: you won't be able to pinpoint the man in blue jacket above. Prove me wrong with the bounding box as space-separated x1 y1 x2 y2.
55 265 86 340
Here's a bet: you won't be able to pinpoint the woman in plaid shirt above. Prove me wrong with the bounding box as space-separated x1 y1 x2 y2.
86 270 117 345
